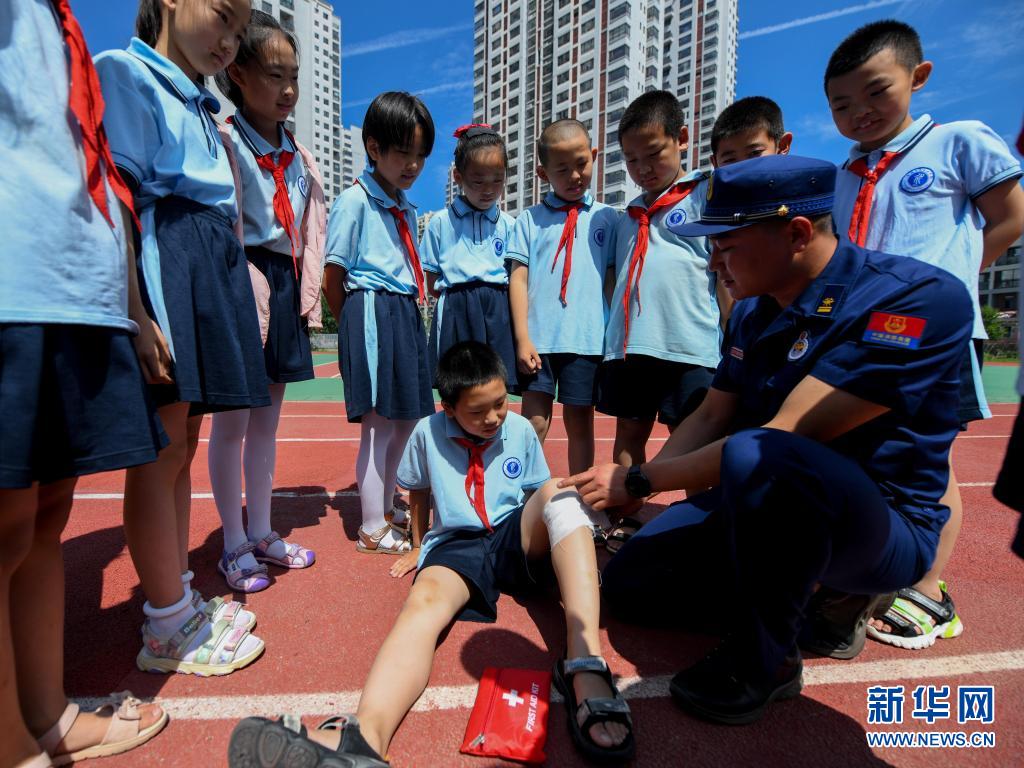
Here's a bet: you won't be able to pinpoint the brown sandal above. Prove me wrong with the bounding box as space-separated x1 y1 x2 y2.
38 695 168 766
356 522 412 555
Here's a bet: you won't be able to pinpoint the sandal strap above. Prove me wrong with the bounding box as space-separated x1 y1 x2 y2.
563 655 610 677
255 531 283 552
897 587 956 623
97 695 146 745
38 702 80 755
579 696 633 732
876 588 956 638
359 524 391 547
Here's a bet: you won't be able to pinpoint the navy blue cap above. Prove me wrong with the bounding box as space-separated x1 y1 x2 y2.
672 155 837 237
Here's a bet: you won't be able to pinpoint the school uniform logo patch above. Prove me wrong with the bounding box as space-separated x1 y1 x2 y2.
863 312 927 349
899 167 935 194
494 238 505 256
298 175 309 198
503 458 523 479
787 331 811 361
592 228 606 247
729 346 744 360
667 209 686 227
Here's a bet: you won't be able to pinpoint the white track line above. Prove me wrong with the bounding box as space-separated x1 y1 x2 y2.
72 649 1024 720
72 481 996 501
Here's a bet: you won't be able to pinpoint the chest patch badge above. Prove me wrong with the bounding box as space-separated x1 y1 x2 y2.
863 312 927 349
493 238 505 256
729 346 744 361
667 208 686 227
899 167 935 194
592 228 606 247
503 457 523 479
788 331 811 361
297 175 309 198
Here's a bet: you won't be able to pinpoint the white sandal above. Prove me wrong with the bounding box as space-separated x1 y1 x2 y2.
356 522 411 555
37 696 168 766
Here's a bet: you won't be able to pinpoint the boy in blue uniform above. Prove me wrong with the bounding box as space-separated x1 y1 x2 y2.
826 20 1024 649
507 120 619 495
563 156 974 725
710 96 792 168
598 92 721 525
229 342 634 766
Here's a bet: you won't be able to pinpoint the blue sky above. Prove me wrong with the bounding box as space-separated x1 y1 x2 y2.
75 0 1023 212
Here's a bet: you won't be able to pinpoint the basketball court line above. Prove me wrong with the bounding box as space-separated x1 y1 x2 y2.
71 649 1024 721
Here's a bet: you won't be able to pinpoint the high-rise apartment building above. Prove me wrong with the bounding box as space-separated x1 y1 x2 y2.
340 125 367 188
473 0 738 214
445 162 461 206
210 0 344 202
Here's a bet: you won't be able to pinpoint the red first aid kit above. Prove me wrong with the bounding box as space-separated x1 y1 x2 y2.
460 666 552 764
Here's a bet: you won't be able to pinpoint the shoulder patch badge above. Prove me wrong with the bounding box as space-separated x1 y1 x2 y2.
502 457 523 479
667 208 686 227
862 312 927 349
729 346 744 360
493 238 505 256
899 167 935 194
592 228 606 247
298 175 309 198
815 284 846 315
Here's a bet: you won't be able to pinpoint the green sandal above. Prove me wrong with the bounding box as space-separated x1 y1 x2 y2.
867 580 964 650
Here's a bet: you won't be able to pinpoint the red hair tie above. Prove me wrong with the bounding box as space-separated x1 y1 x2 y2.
454 123 496 139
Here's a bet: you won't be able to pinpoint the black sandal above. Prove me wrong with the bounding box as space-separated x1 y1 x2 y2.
605 517 643 555
552 656 636 763
228 714 389 767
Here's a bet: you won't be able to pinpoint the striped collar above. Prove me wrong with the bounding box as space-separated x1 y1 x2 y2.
230 111 296 159
126 37 220 113
451 195 499 222
357 169 416 213
542 189 594 211
845 114 935 166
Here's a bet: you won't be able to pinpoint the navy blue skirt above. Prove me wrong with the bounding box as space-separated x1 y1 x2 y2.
0 324 167 489
146 197 270 415
246 246 314 384
429 281 518 391
338 290 434 423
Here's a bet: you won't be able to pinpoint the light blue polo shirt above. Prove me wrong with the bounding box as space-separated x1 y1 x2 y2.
834 114 1023 340
607 172 721 366
94 38 237 219
226 111 309 255
398 411 551 566
0 0 132 332
325 170 420 295
506 191 619 355
420 197 515 290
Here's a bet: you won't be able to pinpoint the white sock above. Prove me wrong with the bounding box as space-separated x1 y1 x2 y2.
143 589 194 639
383 420 416 522
244 384 286 559
209 407 258 570
356 410 394 533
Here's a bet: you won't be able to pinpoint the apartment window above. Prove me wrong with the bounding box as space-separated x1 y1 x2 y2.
557 71 570 84
680 33 692 46
581 39 595 53
474 66 484 80
608 65 628 83
280 0 293 8
279 11 293 31
510 60 520 73
491 88 501 100
558 52 570 66
510 43 520 56
605 170 626 185
702 91 715 101
510 26 520 37
582 18 595 33
261 1 271 12
605 150 622 164
510 8 520 22
608 107 625 123
559 13 570 27
582 0 595 12
646 65 658 79
679 46 691 59
609 3 630 22
608 86 628 103
491 71 501 84
557 89 569 103
492 54 501 67
509 95 520 108
609 24 629 43
608 44 628 62
581 58 594 73
580 79 593 92
508 131 519 143
605 190 625 206
558 32 570 46
580 98 593 112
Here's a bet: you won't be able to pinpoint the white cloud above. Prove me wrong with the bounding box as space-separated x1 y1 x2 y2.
345 80 474 109
343 23 472 59
739 0 908 40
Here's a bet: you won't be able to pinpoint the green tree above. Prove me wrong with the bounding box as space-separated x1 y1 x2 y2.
981 304 1006 340
319 294 338 334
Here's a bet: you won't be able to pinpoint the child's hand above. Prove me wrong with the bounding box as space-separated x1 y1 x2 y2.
517 340 542 375
133 317 174 385
390 548 420 578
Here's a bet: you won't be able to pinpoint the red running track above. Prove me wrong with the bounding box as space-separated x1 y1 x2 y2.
62 402 1024 766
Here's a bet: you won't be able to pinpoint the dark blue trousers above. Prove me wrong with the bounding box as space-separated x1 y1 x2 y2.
602 428 937 674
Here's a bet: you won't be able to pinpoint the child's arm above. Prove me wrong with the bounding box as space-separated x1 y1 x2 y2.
390 487 431 578
603 266 615 307
121 202 173 384
509 262 541 374
322 263 347 329
977 179 1024 270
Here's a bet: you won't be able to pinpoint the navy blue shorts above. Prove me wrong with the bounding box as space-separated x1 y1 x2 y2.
246 246 314 384
417 506 551 623
145 197 270 415
957 339 987 426
597 355 714 426
520 353 600 406
429 281 518 391
0 324 167 489
339 290 434 423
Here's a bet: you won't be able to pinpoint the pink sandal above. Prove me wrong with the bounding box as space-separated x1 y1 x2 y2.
218 542 271 592
252 531 316 569
38 695 168 766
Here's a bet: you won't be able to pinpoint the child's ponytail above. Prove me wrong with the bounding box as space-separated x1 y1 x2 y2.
135 0 162 47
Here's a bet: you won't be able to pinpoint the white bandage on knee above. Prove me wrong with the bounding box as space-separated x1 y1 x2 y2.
542 492 594 548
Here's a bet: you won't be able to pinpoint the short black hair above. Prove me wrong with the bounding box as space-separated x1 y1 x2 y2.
710 96 785 154
135 0 162 47
215 11 298 111
618 90 685 141
454 128 508 173
437 341 507 405
362 91 435 158
824 20 923 92
536 119 590 165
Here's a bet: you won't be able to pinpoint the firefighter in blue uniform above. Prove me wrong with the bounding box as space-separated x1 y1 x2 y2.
561 155 973 725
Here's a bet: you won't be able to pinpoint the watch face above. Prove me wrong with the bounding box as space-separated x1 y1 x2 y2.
625 467 650 498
